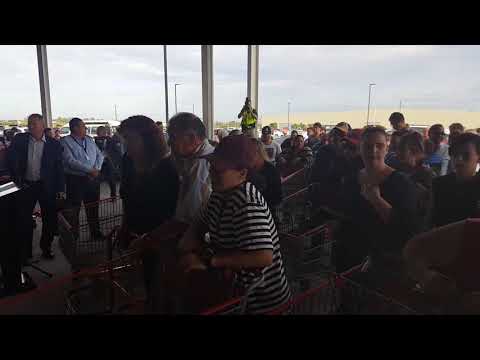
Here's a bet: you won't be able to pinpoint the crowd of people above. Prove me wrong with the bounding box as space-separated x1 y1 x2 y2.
0 110 479 314
303 113 480 309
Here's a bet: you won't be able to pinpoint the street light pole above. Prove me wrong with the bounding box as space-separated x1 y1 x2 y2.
114 104 118 122
288 101 291 130
399 100 402 112
367 83 376 126
193 104 195 113
163 45 169 123
175 83 182 114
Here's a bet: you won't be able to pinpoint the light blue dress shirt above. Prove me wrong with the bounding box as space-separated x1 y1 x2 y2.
61 135 104 176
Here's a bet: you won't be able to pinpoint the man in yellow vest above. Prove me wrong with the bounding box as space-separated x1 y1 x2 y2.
238 97 258 137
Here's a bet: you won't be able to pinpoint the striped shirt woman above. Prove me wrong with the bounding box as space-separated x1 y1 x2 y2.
179 135 291 314
197 182 291 313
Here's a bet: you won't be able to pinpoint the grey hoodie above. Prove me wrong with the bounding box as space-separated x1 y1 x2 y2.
172 139 215 223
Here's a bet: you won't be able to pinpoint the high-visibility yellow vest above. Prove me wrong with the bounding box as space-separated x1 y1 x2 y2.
241 113 256 128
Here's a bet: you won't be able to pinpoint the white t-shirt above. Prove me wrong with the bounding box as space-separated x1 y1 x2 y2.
262 141 282 164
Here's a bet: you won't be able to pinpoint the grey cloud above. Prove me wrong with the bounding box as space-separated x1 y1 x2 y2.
2 45 480 121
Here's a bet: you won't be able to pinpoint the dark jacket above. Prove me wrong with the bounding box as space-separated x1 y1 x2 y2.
108 133 125 168
432 173 480 227
248 161 283 209
8 133 65 195
120 155 179 234
94 136 113 153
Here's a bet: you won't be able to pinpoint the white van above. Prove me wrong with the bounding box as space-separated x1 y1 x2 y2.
58 120 121 138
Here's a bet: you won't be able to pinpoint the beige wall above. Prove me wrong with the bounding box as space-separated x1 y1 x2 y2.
258 109 480 130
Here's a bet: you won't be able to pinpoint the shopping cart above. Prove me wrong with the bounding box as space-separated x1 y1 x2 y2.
274 186 310 234
64 246 146 315
275 183 341 236
63 222 190 315
268 267 420 315
281 167 308 199
58 197 124 272
200 274 265 315
279 227 336 294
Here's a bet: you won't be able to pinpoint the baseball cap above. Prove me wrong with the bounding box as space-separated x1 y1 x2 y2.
389 112 405 123
203 134 257 172
262 126 272 135
332 123 349 136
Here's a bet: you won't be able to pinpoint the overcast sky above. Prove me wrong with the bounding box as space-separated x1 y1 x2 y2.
2 45 480 122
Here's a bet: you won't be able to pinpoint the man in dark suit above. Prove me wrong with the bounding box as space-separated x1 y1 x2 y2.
8 113 65 260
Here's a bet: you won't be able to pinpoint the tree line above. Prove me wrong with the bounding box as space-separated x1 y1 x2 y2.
0 117 71 128
1 117 311 131
265 122 309 130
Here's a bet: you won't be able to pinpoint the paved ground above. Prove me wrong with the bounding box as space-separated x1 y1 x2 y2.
0 182 121 315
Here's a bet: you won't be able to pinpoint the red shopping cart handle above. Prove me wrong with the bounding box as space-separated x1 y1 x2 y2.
161 268 238 314
317 206 352 222
281 168 305 184
200 296 243 315
133 220 190 252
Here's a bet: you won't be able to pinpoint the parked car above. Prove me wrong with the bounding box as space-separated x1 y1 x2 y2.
58 120 121 137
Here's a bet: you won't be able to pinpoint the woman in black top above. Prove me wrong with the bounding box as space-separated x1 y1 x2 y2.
117 115 179 300
397 132 434 231
432 133 480 228
248 138 283 210
337 126 420 274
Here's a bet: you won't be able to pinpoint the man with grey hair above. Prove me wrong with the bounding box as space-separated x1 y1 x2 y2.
167 112 214 224
8 113 65 260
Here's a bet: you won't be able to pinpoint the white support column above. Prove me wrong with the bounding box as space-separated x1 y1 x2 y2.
36 45 53 127
201 45 214 140
247 45 259 113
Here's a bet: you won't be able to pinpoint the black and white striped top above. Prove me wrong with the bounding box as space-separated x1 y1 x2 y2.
198 182 291 314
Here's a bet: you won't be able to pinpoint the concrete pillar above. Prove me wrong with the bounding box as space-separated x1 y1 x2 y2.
247 45 259 113
36 45 52 127
201 45 214 140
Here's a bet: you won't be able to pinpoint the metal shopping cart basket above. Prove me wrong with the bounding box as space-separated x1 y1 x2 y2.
64 247 146 315
275 182 342 235
274 186 310 234
267 266 420 315
274 183 344 291
58 197 124 272
281 167 308 199
64 223 190 315
279 227 337 294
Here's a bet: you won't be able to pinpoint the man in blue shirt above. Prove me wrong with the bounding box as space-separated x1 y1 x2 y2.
61 118 104 239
